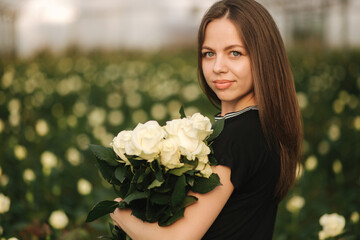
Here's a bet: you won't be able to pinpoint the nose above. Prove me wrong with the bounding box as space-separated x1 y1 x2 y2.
213 55 228 74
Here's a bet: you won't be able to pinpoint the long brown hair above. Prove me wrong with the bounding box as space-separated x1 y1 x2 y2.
198 0 303 201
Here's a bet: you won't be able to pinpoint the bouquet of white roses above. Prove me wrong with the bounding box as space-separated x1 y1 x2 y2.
86 108 224 239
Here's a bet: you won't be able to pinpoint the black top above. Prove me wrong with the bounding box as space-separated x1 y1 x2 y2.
202 107 280 240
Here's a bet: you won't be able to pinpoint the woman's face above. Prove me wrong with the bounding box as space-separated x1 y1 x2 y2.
201 18 254 111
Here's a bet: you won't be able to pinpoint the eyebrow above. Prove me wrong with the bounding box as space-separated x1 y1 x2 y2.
201 44 245 51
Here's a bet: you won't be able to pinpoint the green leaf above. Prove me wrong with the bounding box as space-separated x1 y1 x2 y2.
114 166 127 183
148 179 164 189
208 154 218 166
168 165 194 176
122 191 149 204
159 208 185 226
155 169 164 182
85 200 119 222
89 144 118 166
181 195 198 208
179 105 186 118
145 199 167 223
150 193 170 205
186 175 195 187
171 175 187 206
113 183 129 199
96 159 115 184
207 118 225 142
191 173 221 194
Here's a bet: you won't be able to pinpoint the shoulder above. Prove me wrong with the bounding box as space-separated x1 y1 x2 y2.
215 109 265 149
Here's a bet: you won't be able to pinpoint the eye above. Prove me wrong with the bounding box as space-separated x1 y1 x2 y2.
202 52 215 58
230 51 242 57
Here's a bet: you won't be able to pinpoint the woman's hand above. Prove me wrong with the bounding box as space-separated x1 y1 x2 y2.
110 198 123 227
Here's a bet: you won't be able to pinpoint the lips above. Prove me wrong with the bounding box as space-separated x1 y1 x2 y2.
213 80 235 90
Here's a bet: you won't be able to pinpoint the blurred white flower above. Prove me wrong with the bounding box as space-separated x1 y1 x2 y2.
104 64 121 81
14 145 27 160
182 83 200 102
332 99 344 114
1 68 14 88
296 92 308 109
66 147 81 166
0 174 9 187
0 119 4 133
36 119 49 136
77 178 92 195
354 116 360 130
87 108 106 127
23 169 36 182
332 159 342 174
49 210 69 229
126 92 142 108
167 100 182 118
0 193 11 214
286 195 305 214
8 98 21 113
350 211 359 223
305 155 318 171
151 103 167 121
107 92 122 109
9 113 20 127
132 109 148 124
108 110 124 126
8 238 19 240
318 141 330 155
318 213 345 240
73 101 87 117
41 151 58 175
328 124 341 141
76 134 90 150
67 115 78 127
57 57 73 74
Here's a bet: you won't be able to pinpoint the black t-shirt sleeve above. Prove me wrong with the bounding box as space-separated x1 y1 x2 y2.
212 111 273 190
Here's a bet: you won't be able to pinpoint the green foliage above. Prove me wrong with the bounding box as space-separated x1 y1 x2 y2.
0 48 359 239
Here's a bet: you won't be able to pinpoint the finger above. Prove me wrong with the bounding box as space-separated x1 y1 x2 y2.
114 198 122 202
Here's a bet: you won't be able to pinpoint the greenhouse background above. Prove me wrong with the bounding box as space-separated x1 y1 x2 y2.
0 0 360 239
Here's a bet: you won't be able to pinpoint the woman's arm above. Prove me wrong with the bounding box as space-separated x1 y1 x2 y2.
110 165 234 240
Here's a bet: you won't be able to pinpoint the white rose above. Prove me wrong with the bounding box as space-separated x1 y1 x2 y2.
111 130 134 165
165 118 203 160
160 138 183 169
0 193 10 214
131 121 166 161
189 113 213 141
319 213 345 239
195 162 212 178
197 143 211 163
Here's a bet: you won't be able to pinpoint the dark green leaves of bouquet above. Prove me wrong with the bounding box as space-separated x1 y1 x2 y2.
86 200 119 223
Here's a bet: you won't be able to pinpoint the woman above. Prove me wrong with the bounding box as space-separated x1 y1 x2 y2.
110 0 302 239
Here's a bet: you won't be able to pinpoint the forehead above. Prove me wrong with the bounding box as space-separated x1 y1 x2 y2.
203 18 243 47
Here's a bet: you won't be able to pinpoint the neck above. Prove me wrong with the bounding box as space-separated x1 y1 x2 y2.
221 93 257 116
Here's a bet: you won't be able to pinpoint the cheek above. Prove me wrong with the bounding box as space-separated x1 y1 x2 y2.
202 63 212 84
